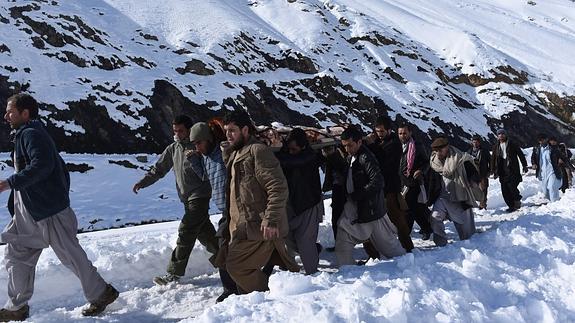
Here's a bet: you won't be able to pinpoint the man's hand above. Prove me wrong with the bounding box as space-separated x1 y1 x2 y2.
413 170 423 179
132 183 143 194
0 180 10 193
185 149 199 159
261 224 279 240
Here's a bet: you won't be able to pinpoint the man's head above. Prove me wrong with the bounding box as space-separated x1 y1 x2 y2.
5 93 39 129
286 128 308 155
190 122 214 155
374 115 392 140
471 134 482 149
397 123 412 144
432 136 450 159
537 133 548 147
497 128 507 142
549 136 558 146
172 115 193 142
340 126 363 156
223 110 255 151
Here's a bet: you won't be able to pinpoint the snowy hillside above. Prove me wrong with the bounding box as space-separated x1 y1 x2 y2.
1 0 574 153
0 163 574 322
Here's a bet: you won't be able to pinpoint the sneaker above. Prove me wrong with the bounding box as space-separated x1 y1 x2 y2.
82 284 119 317
153 273 181 286
514 200 522 210
0 305 29 322
216 289 236 303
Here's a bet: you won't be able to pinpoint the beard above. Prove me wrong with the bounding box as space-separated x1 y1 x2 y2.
229 134 248 151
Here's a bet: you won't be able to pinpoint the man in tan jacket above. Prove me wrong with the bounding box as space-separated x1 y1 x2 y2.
215 110 298 294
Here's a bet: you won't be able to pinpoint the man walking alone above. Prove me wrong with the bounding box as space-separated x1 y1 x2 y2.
0 94 118 321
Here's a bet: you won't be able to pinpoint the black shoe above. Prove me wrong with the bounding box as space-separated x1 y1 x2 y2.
505 207 516 213
0 305 29 322
153 273 181 286
316 243 323 254
216 289 236 303
82 284 119 317
325 246 336 252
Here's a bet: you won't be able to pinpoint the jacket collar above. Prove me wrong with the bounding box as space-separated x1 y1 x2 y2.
231 136 261 164
14 120 44 137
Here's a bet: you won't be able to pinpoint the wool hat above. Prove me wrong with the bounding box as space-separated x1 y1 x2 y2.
497 128 507 135
431 137 449 150
189 122 214 143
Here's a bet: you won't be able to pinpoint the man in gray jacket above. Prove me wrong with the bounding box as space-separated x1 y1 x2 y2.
133 115 218 285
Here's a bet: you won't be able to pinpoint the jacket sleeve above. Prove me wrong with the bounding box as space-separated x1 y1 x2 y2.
415 144 430 174
515 143 528 168
253 145 289 228
7 129 55 190
481 148 491 177
137 146 174 188
358 153 384 196
490 144 497 175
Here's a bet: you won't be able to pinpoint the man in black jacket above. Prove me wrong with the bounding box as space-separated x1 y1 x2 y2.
334 126 405 266
467 135 491 209
0 94 118 321
491 129 528 211
398 123 433 240
276 128 324 274
365 116 414 251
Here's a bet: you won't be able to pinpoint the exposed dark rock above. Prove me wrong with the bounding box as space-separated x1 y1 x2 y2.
176 59 215 75
348 31 397 46
59 50 87 67
31 36 45 49
540 92 575 127
384 67 407 84
436 65 528 87
139 32 158 41
108 159 138 169
234 80 320 127
0 44 10 53
127 56 156 69
66 162 94 173
93 55 127 70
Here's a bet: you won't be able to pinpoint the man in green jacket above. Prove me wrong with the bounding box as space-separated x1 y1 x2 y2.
133 115 218 285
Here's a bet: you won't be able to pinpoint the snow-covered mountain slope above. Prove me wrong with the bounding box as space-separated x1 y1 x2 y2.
1 0 574 153
0 169 573 322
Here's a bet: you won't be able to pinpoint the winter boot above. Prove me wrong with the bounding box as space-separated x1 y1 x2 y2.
0 305 29 322
82 284 119 317
153 273 181 286
216 289 236 303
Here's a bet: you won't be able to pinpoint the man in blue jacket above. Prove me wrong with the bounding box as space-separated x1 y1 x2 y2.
0 94 118 321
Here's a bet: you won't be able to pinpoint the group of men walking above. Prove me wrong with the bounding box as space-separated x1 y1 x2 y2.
0 93 572 321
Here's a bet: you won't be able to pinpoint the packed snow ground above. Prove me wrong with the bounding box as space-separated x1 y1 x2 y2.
0 153 574 322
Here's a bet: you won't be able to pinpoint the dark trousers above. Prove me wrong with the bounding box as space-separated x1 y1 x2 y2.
386 192 414 251
167 198 219 276
219 268 237 293
405 186 432 234
330 185 346 240
500 177 522 208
